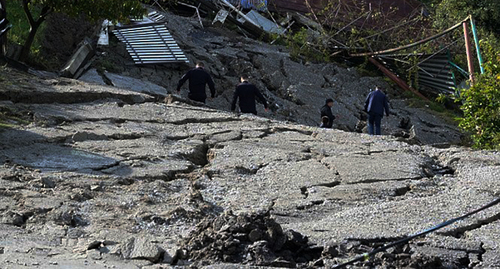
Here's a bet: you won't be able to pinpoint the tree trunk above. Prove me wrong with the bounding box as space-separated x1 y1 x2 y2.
19 21 42 62
19 1 50 62
0 0 6 57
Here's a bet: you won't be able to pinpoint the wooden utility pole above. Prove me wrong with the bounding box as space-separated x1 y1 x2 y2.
463 19 475 84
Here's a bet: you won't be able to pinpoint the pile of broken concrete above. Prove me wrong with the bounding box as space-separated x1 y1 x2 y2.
180 210 322 267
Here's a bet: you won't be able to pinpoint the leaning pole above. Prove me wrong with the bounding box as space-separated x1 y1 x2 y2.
463 17 475 84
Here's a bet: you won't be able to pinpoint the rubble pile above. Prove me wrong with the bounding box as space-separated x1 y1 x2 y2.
181 210 323 267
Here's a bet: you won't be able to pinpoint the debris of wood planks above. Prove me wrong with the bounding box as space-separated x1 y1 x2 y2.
290 12 322 32
369 57 429 101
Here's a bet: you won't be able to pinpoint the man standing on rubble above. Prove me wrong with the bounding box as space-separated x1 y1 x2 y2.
364 86 390 135
231 74 268 115
176 61 216 103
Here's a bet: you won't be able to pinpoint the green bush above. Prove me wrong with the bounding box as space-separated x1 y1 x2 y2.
457 40 500 149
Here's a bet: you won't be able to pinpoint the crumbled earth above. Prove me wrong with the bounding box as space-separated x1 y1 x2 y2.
180 210 322 267
77 8 462 146
0 64 500 269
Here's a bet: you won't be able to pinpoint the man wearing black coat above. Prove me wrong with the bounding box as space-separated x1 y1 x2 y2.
364 86 390 135
320 98 336 128
231 74 268 115
176 62 216 103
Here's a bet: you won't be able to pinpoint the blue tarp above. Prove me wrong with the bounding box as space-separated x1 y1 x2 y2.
229 0 267 11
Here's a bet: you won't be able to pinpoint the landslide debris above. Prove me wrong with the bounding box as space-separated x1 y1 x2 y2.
180 210 323 267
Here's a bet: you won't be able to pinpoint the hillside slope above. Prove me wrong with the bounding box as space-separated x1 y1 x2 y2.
77 10 461 146
0 66 499 268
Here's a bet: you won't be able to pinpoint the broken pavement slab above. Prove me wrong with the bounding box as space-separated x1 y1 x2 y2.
321 151 425 184
103 71 168 97
78 68 107 85
1 144 119 172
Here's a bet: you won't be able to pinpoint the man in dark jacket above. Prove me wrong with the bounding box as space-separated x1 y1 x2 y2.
176 62 216 103
320 98 336 128
231 74 268 115
364 87 390 135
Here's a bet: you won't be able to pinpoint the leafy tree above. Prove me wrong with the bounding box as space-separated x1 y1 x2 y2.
433 0 500 34
457 40 500 149
18 0 145 62
426 0 500 148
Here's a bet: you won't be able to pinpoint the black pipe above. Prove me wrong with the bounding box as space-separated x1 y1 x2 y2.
333 197 500 268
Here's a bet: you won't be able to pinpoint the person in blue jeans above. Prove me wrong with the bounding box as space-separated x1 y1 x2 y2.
364 87 390 135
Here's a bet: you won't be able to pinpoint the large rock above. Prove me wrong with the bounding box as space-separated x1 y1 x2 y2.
121 237 162 262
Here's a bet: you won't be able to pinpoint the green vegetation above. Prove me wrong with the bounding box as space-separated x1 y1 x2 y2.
7 0 145 62
400 90 459 125
422 0 500 149
5 1 45 64
456 41 500 149
0 112 30 128
287 27 330 62
0 103 30 129
433 0 500 35
282 1 500 143
3 0 500 148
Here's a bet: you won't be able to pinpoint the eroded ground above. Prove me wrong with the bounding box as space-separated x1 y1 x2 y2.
0 67 500 268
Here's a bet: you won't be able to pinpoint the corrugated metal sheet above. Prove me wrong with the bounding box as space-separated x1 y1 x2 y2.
113 23 189 65
417 54 456 93
376 53 457 94
148 11 166 22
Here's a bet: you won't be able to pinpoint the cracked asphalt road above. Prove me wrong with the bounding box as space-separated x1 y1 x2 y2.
0 67 500 268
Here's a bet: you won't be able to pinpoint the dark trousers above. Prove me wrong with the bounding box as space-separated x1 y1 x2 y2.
368 112 383 135
240 109 257 115
188 93 206 103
